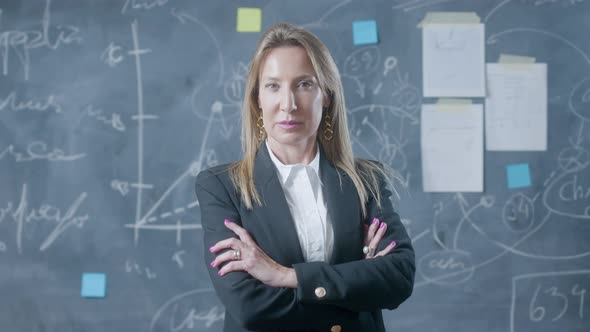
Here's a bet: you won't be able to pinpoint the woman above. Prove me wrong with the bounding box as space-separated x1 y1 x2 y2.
196 22 415 331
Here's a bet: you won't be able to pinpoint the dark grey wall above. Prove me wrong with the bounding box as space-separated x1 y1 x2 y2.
1 0 589 331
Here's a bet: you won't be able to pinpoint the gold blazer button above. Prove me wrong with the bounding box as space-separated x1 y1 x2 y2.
330 325 342 332
314 287 326 298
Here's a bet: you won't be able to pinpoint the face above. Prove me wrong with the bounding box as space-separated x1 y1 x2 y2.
257 46 328 150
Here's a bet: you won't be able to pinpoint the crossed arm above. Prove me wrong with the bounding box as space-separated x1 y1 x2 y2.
196 169 415 330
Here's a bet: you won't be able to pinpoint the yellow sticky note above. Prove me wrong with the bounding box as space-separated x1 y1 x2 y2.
237 8 261 32
498 54 536 64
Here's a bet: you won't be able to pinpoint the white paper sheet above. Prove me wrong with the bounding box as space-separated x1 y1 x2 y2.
422 24 485 97
485 63 547 151
421 104 483 192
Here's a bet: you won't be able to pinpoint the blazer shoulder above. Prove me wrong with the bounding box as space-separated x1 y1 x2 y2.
195 163 244 209
353 158 386 178
354 157 383 168
195 163 234 189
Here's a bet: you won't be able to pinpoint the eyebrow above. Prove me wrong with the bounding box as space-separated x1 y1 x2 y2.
262 74 316 81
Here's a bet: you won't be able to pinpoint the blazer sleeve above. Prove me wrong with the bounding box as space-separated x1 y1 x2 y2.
195 169 361 331
292 172 415 312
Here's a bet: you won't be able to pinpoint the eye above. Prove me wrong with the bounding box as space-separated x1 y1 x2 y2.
265 83 279 90
298 81 313 88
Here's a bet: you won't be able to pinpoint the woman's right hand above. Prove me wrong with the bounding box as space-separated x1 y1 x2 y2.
363 217 397 259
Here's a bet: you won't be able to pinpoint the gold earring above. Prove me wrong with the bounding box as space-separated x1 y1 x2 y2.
323 112 334 141
257 113 265 141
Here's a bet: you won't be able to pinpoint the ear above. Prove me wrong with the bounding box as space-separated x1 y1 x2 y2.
322 93 331 109
255 82 262 110
257 94 262 112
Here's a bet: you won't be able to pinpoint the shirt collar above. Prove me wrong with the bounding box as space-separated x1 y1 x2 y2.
265 140 320 185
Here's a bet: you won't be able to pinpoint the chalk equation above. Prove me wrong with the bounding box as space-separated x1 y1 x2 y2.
511 270 589 332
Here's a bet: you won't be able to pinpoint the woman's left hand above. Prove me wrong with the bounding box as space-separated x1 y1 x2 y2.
209 219 297 288
363 217 397 259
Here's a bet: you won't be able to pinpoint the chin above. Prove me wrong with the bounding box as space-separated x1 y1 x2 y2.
270 133 316 147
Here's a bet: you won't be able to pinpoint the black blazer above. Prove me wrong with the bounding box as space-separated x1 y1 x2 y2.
195 145 415 332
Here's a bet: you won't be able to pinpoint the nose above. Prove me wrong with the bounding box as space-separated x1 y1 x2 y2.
280 88 297 113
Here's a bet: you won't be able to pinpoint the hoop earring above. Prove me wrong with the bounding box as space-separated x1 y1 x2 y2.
257 113 265 141
322 112 334 141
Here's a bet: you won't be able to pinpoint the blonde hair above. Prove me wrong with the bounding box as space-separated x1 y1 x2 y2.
229 22 395 218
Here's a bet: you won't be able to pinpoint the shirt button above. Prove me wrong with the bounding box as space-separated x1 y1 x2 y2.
331 325 342 332
314 287 326 298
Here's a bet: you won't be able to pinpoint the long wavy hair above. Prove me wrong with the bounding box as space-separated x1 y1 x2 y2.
228 22 396 218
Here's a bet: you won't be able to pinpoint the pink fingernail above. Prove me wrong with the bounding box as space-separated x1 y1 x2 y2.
391 240 397 247
224 219 231 224
380 222 386 228
209 246 214 252
210 261 215 267
217 271 222 276
372 218 379 225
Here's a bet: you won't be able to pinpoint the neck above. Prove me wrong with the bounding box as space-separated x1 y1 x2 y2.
267 137 317 165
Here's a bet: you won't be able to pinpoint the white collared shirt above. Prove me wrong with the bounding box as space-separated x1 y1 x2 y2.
265 141 334 262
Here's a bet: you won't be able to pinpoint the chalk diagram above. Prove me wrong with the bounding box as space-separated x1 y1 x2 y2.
119 11 244 247
342 46 421 192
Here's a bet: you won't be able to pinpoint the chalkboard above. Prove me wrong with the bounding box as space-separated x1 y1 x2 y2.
1 0 589 331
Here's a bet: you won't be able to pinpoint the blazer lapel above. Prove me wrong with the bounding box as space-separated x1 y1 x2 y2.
319 148 363 264
251 144 362 267
252 146 305 266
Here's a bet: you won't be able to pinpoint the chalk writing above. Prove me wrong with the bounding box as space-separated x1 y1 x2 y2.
0 141 85 162
0 0 81 79
0 91 62 113
0 183 88 253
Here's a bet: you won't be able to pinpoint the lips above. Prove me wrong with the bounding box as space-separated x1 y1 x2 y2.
277 120 302 129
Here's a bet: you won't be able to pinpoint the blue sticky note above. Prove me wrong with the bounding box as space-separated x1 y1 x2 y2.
506 163 531 189
353 20 378 46
81 273 106 298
